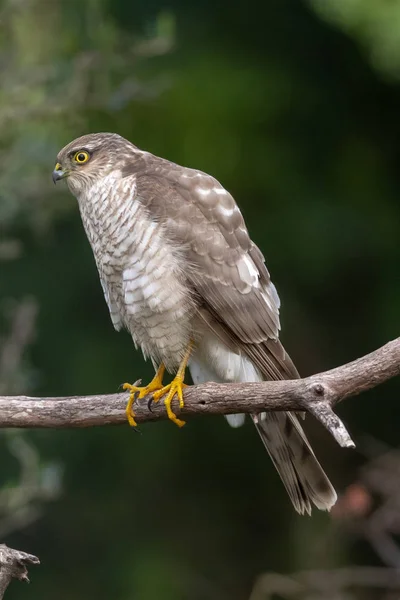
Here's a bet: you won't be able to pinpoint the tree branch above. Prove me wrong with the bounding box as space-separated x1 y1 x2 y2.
0 338 399 448
0 544 39 598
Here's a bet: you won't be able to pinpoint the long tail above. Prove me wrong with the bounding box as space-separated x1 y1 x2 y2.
189 339 337 514
252 411 337 514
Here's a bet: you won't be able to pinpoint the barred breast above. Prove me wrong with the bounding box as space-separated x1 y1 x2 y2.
77 172 197 371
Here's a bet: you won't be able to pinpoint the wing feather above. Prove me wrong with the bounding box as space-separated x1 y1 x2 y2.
128 164 297 379
121 157 335 513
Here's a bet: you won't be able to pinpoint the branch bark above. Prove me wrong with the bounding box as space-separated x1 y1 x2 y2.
0 337 399 448
0 544 39 598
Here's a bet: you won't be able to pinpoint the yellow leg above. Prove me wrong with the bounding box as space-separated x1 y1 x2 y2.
152 342 193 428
123 363 166 427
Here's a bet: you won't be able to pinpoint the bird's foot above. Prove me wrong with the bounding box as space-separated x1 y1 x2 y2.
123 364 165 427
152 376 188 428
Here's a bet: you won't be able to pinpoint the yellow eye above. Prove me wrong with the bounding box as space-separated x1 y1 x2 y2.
74 151 90 164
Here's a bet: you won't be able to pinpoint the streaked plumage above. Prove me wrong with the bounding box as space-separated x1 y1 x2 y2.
53 132 337 514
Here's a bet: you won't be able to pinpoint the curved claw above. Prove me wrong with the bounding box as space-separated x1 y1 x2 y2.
152 378 187 427
123 364 166 427
123 383 139 427
122 344 192 429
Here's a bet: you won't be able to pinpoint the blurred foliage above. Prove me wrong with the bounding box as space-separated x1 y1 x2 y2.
0 0 400 598
311 0 400 79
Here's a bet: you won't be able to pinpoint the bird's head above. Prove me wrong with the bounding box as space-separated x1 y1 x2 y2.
53 132 135 196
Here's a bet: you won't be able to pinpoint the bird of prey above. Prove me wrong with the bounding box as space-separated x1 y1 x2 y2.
53 132 337 514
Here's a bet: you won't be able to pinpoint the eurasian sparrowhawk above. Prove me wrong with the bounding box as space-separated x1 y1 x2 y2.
53 132 337 514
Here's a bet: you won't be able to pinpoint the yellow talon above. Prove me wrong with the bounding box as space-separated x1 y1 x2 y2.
152 376 188 428
123 363 166 427
123 391 138 427
123 342 193 428
151 341 193 428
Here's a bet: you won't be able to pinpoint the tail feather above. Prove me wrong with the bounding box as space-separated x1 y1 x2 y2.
253 411 337 514
189 335 337 514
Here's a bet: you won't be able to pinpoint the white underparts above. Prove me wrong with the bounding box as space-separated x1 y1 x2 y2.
77 173 195 370
189 329 263 427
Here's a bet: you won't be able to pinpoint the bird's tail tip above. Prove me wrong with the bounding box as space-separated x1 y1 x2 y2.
253 412 337 515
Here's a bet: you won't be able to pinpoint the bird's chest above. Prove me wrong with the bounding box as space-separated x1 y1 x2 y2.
79 180 195 369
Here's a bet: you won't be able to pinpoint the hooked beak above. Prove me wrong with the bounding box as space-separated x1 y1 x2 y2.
52 163 67 184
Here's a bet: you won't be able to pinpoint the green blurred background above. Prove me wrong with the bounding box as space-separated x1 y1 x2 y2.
1 0 400 598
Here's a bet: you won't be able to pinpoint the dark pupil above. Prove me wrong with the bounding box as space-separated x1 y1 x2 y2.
77 153 86 162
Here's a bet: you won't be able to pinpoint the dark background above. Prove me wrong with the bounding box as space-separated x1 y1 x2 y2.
0 0 399 598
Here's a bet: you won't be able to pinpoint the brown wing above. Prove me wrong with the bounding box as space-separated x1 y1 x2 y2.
127 159 299 382
127 160 337 514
